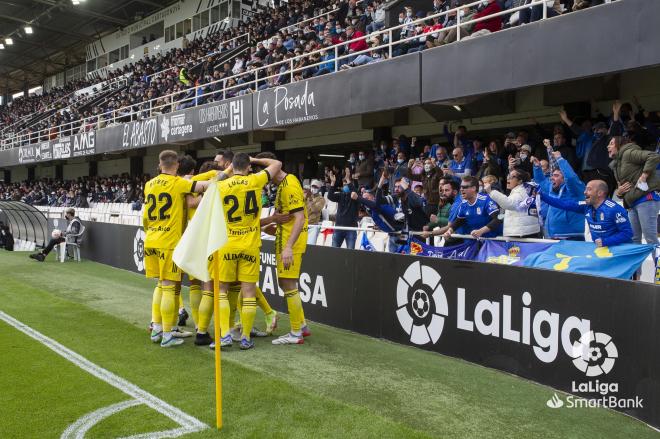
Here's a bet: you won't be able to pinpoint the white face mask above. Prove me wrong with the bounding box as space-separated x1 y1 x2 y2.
311 187 319 194
406 11 412 17
459 10 465 17
424 164 432 172
520 153 528 160
358 155 365 161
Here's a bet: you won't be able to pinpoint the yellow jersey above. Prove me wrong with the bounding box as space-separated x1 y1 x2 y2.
143 173 195 249
218 170 270 250
275 174 308 254
187 170 219 223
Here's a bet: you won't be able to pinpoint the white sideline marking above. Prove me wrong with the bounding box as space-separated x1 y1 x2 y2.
61 400 141 439
0 311 208 438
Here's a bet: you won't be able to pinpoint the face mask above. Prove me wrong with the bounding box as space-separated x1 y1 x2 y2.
424 164 432 172
311 187 319 195
343 185 351 193
358 155 365 161
520 153 528 160
399 17 404 23
406 12 412 17
397 159 405 164
348 157 355 163
459 10 465 17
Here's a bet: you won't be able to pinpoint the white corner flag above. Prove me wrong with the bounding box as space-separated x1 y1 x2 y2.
173 182 227 281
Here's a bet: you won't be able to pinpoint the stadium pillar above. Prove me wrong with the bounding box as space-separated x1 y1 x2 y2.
129 156 143 177
89 161 98 178
55 164 63 180
27 166 36 181
3 170 9 184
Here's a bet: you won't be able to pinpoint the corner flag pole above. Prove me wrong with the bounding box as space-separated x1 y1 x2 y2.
213 251 222 429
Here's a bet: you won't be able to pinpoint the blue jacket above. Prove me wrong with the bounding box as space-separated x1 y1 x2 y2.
533 158 585 238
357 194 400 233
539 194 633 246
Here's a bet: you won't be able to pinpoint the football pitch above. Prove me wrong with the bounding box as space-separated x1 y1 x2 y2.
0 251 657 439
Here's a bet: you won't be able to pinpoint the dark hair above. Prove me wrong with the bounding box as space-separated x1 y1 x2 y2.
443 180 459 191
513 169 530 182
461 176 479 188
232 152 251 171
177 155 197 176
217 149 234 162
199 160 220 174
255 151 277 160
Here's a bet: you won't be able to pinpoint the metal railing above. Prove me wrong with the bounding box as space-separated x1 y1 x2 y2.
144 32 251 83
1 0 607 150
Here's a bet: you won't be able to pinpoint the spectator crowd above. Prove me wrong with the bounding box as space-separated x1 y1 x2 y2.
1 0 614 146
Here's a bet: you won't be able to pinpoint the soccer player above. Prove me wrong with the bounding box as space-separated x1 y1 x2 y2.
215 152 281 350
257 152 310 345
144 150 210 348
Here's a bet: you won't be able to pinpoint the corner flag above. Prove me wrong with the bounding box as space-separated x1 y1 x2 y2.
173 181 227 281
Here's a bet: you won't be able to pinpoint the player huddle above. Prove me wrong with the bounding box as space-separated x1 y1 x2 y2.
143 149 309 350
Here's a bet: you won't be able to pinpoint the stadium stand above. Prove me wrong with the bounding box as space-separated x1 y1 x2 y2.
0 0 616 149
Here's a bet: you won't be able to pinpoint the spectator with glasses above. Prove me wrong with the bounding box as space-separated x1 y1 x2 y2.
449 146 473 178
441 176 502 240
485 169 541 238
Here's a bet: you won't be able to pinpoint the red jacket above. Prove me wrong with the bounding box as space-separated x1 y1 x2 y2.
473 2 502 33
348 31 368 52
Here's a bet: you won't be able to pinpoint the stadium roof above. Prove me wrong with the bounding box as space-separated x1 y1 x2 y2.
0 0 178 93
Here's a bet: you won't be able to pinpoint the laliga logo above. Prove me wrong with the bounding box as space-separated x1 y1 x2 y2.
396 261 448 345
570 331 617 377
133 229 145 271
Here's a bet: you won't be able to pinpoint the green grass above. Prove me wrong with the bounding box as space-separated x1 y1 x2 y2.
0 250 657 438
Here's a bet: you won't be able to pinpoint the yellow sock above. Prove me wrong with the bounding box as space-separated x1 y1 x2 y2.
235 291 243 326
197 290 214 333
228 285 240 329
300 307 307 328
189 284 202 327
240 297 257 340
151 282 162 324
175 284 184 311
284 289 304 334
219 292 230 337
160 285 176 332
255 286 273 315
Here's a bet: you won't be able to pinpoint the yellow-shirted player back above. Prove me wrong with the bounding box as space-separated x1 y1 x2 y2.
275 174 308 254
143 173 194 249
219 170 269 250
216 170 270 283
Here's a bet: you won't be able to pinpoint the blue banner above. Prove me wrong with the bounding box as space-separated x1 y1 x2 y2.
409 238 479 260
476 240 554 266
522 240 654 279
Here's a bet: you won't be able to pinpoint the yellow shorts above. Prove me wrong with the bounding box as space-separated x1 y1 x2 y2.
144 248 181 282
187 254 214 283
216 246 260 283
277 252 303 279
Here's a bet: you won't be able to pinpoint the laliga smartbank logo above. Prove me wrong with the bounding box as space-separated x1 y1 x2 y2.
396 262 642 411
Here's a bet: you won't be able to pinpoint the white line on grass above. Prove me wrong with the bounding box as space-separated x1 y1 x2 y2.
61 400 141 439
0 310 208 438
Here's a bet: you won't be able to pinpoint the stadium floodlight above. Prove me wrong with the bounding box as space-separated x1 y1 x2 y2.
318 154 346 158
453 105 462 112
24 26 33 34
72 0 80 4
5 37 13 45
